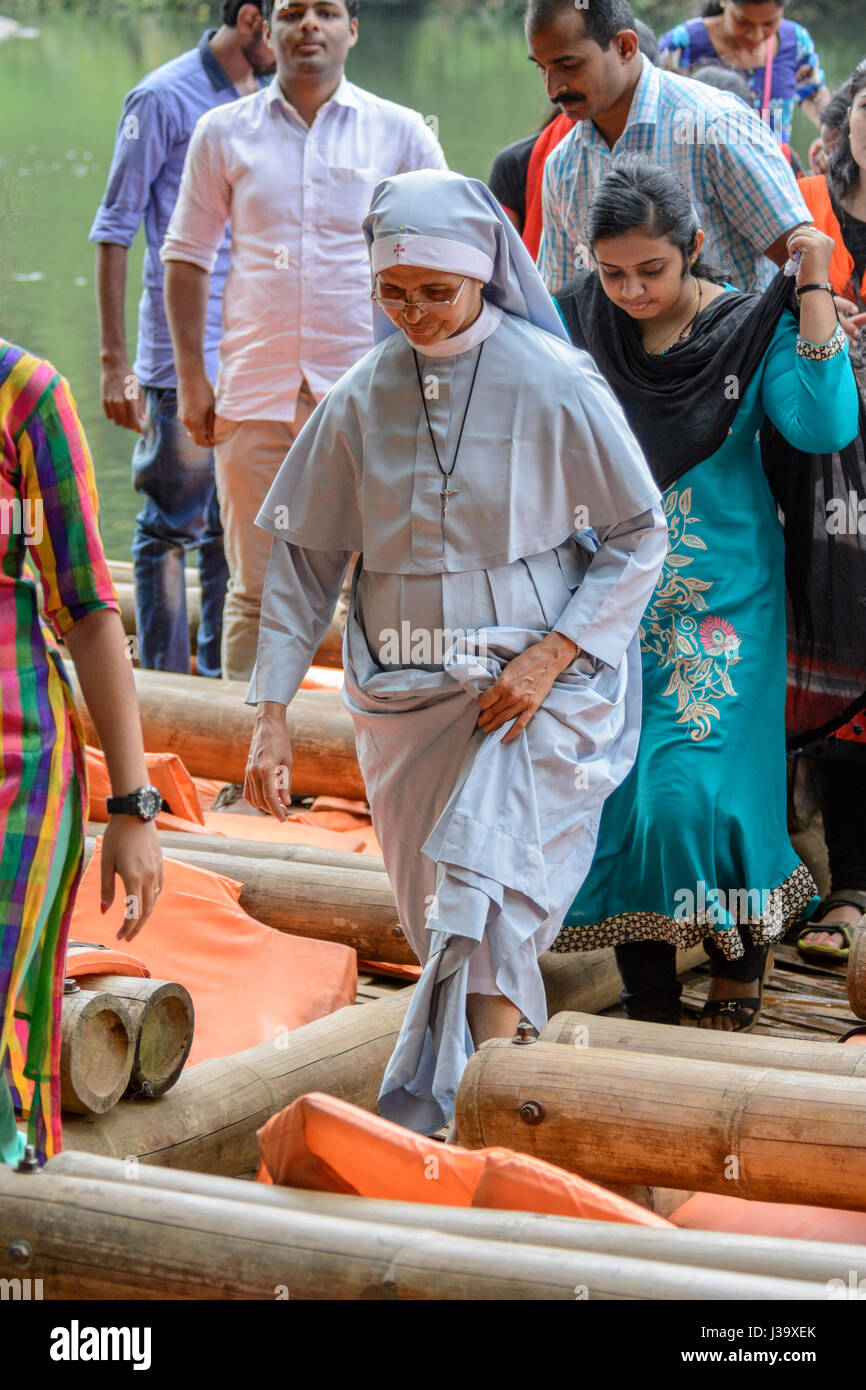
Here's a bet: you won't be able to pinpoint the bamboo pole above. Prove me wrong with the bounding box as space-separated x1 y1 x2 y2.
541 1010 866 1077
131 666 344 712
455 1039 866 1211
82 838 408 964
45 1152 866 1286
0 1169 827 1301
108 560 198 589
87 823 386 874
105 565 343 669
68 665 364 798
80 976 194 1099
60 991 136 1115
57 950 663 1175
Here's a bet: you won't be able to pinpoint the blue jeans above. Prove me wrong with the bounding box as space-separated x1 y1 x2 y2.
131 387 228 678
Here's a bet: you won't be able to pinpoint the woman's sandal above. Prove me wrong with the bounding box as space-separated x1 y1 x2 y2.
795 890 866 962
697 946 775 1034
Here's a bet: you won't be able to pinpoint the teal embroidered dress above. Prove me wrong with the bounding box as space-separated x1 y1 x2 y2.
555 308 857 958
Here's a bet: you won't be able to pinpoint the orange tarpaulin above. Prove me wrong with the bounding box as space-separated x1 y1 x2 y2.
670 1193 866 1244
85 745 377 852
300 666 344 691
256 1092 671 1226
71 844 357 1067
66 945 150 980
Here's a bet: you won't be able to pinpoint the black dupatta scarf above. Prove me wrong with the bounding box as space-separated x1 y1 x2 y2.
554 267 793 490
555 269 866 748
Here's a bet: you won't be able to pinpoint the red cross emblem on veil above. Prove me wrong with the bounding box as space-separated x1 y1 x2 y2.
393 241 406 259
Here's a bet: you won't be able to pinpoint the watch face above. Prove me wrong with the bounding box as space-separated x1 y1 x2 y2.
137 787 162 821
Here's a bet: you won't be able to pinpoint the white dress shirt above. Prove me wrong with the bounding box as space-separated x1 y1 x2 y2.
160 75 447 420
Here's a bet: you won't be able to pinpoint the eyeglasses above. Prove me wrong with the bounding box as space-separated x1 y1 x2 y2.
370 275 469 315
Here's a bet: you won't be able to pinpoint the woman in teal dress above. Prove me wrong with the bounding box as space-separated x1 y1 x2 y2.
553 155 860 1030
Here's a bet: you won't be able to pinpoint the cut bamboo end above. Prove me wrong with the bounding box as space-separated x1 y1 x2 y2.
82 975 194 1099
59 992 136 1115
847 928 866 1021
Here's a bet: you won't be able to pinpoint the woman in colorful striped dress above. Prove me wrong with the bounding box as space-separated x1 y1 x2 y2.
0 340 162 1166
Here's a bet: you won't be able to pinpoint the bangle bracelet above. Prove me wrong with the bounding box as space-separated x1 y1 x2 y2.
794 281 834 302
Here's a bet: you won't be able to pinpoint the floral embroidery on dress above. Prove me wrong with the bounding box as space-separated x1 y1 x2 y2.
640 486 741 742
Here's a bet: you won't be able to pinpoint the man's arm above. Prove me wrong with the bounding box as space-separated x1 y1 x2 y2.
163 261 215 447
703 109 810 277
90 88 174 433
95 243 148 433
160 114 232 448
398 110 448 172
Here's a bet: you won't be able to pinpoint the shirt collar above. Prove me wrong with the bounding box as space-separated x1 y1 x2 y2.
198 30 233 93
626 55 661 130
413 300 503 359
267 72 358 118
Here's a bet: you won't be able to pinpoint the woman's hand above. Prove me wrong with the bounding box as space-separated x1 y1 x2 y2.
788 224 835 286
244 703 293 820
477 632 578 744
833 295 866 343
101 818 163 942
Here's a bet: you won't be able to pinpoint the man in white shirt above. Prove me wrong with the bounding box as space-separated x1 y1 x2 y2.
162 0 447 679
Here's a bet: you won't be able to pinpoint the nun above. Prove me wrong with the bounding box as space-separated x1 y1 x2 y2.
244 169 667 1135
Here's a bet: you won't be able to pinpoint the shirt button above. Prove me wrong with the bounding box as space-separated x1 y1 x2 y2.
303 270 310 279
304 223 312 232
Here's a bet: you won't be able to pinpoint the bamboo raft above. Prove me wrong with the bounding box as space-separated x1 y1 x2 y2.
8 598 865 1300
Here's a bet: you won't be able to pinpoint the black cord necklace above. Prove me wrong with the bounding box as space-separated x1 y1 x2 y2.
412 340 484 521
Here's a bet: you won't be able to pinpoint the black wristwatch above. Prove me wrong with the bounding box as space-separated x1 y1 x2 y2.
106 786 164 822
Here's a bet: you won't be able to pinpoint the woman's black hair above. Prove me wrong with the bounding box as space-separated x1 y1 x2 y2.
828 62 866 204
821 81 853 136
584 154 728 283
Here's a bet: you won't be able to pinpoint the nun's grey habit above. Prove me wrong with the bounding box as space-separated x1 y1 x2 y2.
247 170 667 1133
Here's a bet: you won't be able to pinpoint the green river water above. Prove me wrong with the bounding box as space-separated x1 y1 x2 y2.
0 1 859 556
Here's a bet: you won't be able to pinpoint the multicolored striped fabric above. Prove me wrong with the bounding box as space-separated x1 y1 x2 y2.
0 340 118 1163
538 56 809 296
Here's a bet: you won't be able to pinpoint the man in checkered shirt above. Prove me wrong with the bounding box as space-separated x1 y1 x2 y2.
527 0 810 294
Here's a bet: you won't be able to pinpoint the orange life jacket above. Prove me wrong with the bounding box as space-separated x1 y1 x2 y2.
798 174 866 302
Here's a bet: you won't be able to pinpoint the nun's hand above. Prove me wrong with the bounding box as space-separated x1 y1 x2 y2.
244 703 293 821
477 632 578 744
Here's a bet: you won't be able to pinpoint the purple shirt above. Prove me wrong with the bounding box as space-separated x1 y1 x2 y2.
89 32 266 388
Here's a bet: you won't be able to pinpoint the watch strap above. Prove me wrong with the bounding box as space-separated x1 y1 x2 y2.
794 281 834 302
106 788 168 818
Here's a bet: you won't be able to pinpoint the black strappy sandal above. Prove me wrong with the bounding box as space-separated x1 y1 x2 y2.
697 947 774 1034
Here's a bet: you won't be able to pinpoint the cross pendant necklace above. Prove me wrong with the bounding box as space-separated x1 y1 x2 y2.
440 482 461 519
413 341 484 525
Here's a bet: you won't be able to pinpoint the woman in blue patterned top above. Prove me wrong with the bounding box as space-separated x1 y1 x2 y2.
659 0 829 145
553 156 860 1032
